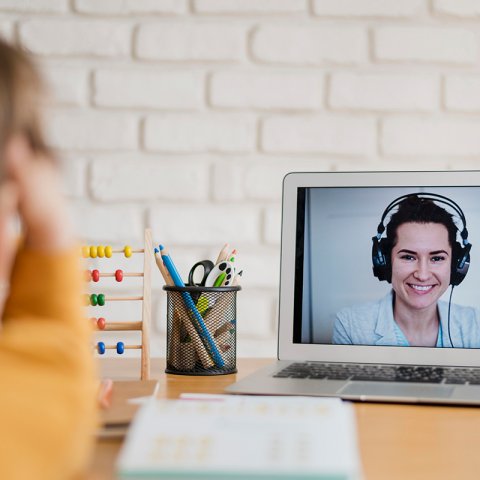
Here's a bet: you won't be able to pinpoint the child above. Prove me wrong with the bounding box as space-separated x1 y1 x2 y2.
0 40 96 479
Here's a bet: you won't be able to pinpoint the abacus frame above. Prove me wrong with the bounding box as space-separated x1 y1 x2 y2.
89 229 152 380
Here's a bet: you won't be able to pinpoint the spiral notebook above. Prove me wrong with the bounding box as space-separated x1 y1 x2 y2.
116 394 362 480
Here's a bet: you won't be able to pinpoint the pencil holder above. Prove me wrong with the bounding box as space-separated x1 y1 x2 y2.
163 285 241 376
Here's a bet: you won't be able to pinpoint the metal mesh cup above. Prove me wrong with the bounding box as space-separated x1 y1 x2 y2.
163 285 240 375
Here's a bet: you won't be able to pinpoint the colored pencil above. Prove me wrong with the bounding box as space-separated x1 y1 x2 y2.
215 243 229 265
160 246 224 368
232 270 243 286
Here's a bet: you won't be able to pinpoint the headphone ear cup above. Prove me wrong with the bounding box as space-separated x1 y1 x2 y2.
451 243 471 286
372 237 391 283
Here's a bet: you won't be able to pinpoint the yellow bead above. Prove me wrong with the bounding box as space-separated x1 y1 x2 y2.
97 245 105 258
90 246 97 258
82 246 90 258
124 246 132 258
82 294 90 307
105 246 113 258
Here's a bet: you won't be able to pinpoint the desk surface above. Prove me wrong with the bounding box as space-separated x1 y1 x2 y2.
91 358 480 480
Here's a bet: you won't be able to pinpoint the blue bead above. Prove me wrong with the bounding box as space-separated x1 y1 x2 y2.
116 342 124 354
97 342 106 355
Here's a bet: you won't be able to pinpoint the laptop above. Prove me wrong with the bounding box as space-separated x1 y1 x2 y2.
225 171 480 405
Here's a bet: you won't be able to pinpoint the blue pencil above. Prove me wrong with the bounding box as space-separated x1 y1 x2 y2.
159 245 225 368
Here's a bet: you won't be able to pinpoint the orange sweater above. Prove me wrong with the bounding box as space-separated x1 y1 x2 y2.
0 248 96 480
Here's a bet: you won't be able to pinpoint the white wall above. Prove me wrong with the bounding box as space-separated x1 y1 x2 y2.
3 0 480 357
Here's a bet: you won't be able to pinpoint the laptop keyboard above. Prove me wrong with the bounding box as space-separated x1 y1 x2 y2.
273 363 480 385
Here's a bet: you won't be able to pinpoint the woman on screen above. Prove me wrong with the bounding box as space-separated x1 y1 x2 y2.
332 194 480 348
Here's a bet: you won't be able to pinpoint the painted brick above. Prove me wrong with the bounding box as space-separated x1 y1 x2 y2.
381 118 480 157
433 0 480 18
0 21 14 42
233 247 281 288
136 23 244 61
75 0 187 14
262 116 376 156
445 76 480 112
60 158 87 198
149 205 261 245
43 67 88 106
236 290 276 338
20 20 131 57
72 203 144 243
90 159 209 201
94 70 203 109
0 0 67 12
251 25 367 65
313 0 424 18
47 111 138 151
264 206 282 245
210 72 323 110
329 73 439 112
144 114 256 153
194 0 306 14
374 27 477 65
213 164 247 201
236 338 277 357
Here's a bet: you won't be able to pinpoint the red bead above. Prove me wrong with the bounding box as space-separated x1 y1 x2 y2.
115 269 123 282
92 270 100 282
97 318 106 330
90 317 97 329
84 270 92 282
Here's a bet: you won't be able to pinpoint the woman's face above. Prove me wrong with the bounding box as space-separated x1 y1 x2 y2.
391 222 452 312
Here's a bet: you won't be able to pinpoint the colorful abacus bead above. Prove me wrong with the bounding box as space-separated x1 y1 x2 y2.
97 245 105 258
105 246 112 258
97 342 106 355
84 270 92 282
82 246 90 258
124 246 132 258
98 294 105 306
90 294 98 306
97 317 106 330
115 270 123 282
90 246 97 258
92 270 100 282
90 317 97 329
82 294 90 306
116 342 124 354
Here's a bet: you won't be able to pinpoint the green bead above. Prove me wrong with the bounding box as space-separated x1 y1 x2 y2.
90 294 98 306
98 294 105 306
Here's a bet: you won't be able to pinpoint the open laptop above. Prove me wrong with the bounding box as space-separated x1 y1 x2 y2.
226 171 480 405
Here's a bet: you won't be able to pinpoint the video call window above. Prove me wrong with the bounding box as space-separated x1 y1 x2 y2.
293 187 480 349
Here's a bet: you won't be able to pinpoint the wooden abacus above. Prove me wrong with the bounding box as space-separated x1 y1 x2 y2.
81 228 152 380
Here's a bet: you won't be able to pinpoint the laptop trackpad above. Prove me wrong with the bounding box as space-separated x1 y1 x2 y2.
339 382 454 399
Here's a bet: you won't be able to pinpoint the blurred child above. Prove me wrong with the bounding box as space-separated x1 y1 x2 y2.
0 40 96 479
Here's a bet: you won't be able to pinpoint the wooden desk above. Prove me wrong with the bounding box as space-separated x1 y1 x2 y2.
91 358 480 480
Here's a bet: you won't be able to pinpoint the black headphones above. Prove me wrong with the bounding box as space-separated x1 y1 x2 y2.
372 193 472 286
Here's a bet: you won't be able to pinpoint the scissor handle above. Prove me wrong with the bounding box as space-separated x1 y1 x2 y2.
188 260 215 287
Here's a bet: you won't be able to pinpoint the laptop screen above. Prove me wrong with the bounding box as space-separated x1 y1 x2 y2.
294 186 480 349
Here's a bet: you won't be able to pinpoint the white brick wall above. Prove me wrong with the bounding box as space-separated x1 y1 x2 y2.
5 2 480 357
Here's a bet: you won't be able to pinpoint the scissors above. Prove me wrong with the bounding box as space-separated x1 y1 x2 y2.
187 260 215 287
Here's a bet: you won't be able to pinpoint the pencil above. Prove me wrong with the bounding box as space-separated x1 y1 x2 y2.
232 270 243 286
215 243 229 265
161 245 224 368
155 249 212 367
228 249 237 263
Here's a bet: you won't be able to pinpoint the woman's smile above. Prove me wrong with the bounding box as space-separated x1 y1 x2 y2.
391 222 451 312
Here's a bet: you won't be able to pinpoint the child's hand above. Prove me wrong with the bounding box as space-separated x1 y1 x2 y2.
3 134 74 252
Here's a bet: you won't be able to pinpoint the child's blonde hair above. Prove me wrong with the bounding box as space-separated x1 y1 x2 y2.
0 39 50 160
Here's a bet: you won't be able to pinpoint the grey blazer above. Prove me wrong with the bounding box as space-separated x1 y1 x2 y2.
332 291 480 348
